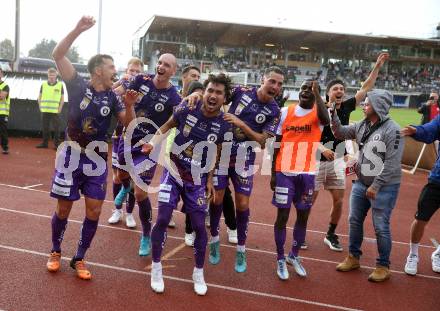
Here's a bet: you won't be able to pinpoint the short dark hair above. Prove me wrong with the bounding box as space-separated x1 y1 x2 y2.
264 66 284 77
326 79 345 94
182 65 201 75
87 54 114 75
203 73 232 102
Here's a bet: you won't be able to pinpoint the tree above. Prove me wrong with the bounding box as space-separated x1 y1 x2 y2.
0 39 14 60
28 38 79 62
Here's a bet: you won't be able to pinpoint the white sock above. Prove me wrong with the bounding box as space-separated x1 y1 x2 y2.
410 243 419 256
152 261 162 270
210 235 219 243
237 245 246 252
194 267 203 274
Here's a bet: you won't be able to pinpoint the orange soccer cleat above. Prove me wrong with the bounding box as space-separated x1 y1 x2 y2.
70 258 92 280
47 252 61 272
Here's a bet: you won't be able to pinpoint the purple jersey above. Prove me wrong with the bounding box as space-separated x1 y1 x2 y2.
65 74 124 148
128 74 181 144
170 101 231 182
228 86 280 162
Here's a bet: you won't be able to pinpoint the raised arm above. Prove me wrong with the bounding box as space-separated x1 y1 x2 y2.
52 16 96 81
330 111 357 140
354 52 389 104
313 81 330 126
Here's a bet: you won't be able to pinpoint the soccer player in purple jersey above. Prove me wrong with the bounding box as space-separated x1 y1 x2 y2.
187 67 284 272
108 57 144 228
46 16 136 280
116 53 181 257
144 73 232 295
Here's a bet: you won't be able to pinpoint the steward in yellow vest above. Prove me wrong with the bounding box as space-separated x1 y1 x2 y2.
0 68 10 154
36 68 64 149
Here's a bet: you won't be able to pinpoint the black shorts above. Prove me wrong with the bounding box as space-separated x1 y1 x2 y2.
415 182 440 221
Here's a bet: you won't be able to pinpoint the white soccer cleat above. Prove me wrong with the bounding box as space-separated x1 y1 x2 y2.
168 216 176 228
192 268 208 296
125 213 136 228
227 228 238 244
276 259 289 280
286 255 307 277
185 232 195 247
108 209 123 224
404 254 418 276
151 263 164 293
431 251 440 273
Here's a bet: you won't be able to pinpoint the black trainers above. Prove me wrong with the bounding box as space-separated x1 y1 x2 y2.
324 234 343 252
300 241 308 250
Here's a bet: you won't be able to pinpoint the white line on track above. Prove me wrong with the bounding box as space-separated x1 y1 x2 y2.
0 243 363 311
1 206 440 281
0 182 435 250
22 183 44 189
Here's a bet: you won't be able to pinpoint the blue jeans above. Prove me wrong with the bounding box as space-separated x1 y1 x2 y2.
348 181 400 267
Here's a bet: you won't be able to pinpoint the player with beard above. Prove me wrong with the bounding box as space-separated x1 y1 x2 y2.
108 57 144 228
186 67 284 272
310 52 389 252
143 73 232 295
271 80 329 280
46 16 136 280
116 53 181 257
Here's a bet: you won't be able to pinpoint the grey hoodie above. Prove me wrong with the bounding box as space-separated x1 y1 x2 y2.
331 89 404 191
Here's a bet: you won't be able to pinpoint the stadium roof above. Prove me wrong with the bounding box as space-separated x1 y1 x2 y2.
134 15 440 53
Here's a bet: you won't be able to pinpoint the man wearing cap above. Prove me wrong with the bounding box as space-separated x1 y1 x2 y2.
330 89 404 282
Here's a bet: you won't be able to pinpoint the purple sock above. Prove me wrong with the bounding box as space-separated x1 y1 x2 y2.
51 213 67 253
290 221 307 257
113 183 122 210
138 197 152 237
209 203 223 237
190 212 208 268
151 205 173 263
75 217 98 260
236 209 250 246
126 190 135 214
274 226 286 260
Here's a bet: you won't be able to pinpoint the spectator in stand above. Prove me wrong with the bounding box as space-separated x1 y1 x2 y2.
418 91 439 124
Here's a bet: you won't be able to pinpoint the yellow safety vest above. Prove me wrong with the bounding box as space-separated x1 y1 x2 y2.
40 81 63 113
0 81 10 116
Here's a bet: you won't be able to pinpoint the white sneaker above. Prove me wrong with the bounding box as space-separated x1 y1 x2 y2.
125 213 136 228
185 232 195 247
192 268 207 295
404 254 418 275
168 216 176 228
286 255 307 277
276 259 289 280
431 251 440 273
151 263 164 293
227 228 238 244
108 209 123 224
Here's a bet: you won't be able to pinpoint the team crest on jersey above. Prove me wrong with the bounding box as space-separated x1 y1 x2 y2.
155 103 165 112
82 117 97 135
255 113 266 124
100 106 111 117
373 134 381 141
207 133 218 143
